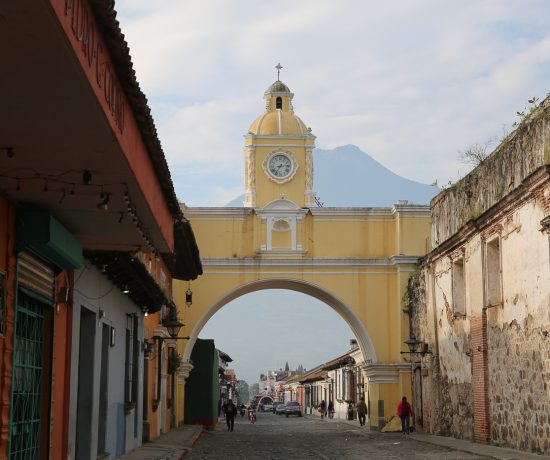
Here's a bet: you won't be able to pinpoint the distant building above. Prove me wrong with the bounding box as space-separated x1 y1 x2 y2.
259 370 278 395
218 350 234 408
301 340 365 420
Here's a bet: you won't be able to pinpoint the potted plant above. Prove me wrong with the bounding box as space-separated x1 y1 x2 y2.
167 351 182 375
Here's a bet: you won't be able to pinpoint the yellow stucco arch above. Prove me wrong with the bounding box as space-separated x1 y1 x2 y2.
181 278 377 364
172 78 431 429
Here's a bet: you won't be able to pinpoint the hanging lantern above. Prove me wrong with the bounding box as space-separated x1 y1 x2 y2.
185 281 193 307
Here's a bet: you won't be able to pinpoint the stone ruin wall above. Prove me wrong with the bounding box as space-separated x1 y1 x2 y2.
488 317 550 454
431 96 550 248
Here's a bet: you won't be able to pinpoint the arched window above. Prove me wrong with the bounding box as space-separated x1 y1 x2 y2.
273 219 290 232
276 97 282 109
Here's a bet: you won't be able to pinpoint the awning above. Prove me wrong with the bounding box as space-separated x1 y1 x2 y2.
84 250 173 313
162 219 203 280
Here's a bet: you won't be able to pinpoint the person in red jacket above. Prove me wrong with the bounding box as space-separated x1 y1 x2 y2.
397 396 412 434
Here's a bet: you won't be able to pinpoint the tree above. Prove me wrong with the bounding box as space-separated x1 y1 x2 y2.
236 380 250 405
285 362 289 372
249 383 259 401
458 138 494 167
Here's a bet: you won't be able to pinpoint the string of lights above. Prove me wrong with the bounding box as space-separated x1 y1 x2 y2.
0 167 156 252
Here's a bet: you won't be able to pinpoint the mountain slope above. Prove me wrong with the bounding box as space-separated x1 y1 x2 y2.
226 144 438 207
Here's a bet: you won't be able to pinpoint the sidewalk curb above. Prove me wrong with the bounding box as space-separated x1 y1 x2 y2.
408 434 545 460
303 415 543 459
409 435 501 460
179 428 203 459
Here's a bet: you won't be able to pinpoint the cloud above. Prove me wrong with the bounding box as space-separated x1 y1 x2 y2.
115 0 550 205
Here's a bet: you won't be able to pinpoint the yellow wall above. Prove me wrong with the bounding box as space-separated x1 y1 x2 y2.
173 204 429 429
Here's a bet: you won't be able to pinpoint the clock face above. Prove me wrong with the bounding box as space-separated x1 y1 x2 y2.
268 154 293 178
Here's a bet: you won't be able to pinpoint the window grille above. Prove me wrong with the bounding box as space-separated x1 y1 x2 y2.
125 315 139 405
452 258 466 316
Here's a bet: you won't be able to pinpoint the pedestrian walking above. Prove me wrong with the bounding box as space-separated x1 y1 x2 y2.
397 396 412 434
327 400 334 419
347 401 354 421
224 399 237 432
356 397 367 426
319 400 326 419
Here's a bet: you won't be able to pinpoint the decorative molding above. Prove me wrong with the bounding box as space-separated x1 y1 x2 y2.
309 206 430 221
177 360 194 385
305 147 314 206
256 248 308 256
362 363 411 384
244 146 256 207
200 257 422 268
245 135 315 142
256 199 307 250
390 255 423 265
184 208 254 217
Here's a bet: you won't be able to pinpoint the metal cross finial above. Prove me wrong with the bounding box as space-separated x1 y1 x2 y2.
275 63 283 81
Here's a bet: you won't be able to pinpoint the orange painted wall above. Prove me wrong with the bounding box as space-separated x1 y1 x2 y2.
144 312 172 439
48 0 174 250
0 198 16 460
49 271 73 460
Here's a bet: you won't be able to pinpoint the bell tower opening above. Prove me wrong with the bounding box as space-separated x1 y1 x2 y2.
276 97 282 109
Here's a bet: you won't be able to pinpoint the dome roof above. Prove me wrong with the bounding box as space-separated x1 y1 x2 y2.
266 80 290 94
249 111 309 136
247 79 313 137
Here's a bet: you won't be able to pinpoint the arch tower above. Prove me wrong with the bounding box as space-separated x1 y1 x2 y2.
173 78 431 430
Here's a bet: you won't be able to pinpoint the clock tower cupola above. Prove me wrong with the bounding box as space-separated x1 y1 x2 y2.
243 68 316 208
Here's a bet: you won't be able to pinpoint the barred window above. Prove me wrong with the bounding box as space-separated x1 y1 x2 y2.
485 237 502 307
452 258 466 316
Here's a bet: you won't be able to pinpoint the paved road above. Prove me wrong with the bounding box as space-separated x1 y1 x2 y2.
186 412 491 460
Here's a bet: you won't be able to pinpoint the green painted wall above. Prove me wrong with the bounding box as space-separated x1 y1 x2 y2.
184 339 219 427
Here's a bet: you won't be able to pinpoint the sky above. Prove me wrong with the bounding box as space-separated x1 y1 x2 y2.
117 0 550 207
199 291 354 385
113 1 550 384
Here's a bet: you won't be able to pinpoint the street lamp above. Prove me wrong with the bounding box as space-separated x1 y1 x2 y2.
162 318 189 340
185 281 193 307
400 336 431 356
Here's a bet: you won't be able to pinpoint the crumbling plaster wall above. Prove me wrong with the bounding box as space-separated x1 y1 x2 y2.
421 256 474 439
486 198 550 454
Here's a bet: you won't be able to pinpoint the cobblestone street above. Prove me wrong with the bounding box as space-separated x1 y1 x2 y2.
185 413 490 460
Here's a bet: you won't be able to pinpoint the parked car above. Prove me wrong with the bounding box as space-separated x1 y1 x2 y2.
285 401 303 417
275 404 287 415
272 401 284 413
263 403 273 412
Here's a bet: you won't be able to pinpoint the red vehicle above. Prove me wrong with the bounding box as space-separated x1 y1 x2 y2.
248 407 256 424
